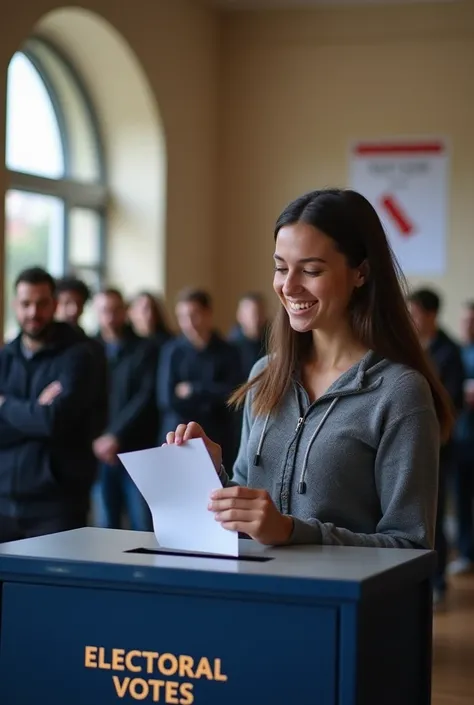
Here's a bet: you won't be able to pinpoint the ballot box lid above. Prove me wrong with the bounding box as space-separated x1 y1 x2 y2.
0 527 435 601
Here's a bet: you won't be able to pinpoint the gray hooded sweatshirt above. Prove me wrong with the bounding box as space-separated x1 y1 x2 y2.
218 350 439 549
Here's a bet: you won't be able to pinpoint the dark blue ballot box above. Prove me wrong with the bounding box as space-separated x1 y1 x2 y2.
0 527 435 705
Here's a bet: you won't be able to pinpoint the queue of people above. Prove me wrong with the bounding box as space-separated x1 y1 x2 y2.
0 270 268 541
0 188 473 613
408 290 474 605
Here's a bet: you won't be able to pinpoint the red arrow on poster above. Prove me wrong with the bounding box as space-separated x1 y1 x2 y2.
380 194 416 237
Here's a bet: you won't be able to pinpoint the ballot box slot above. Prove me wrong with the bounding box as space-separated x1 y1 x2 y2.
124 547 273 562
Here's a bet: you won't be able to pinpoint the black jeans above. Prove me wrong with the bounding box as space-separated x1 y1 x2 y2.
92 462 152 531
0 512 87 544
434 444 455 593
453 447 474 561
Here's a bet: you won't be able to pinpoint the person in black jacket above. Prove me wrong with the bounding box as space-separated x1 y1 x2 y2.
228 292 269 380
0 267 102 542
55 275 108 452
408 288 465 606
55 276 91 329
157 288 242 469
127 290 174 350
228 293 270 453
92 288 157 531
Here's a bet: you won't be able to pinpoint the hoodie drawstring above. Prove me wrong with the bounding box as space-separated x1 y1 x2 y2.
252 397 340 493
253 412 271 466
297 397 339 494
251 356 375 485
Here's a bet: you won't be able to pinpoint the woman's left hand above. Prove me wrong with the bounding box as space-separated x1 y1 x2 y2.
208 486 294 545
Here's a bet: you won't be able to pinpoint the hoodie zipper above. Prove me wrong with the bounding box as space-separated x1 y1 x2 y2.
278 378 375 511
291 382 381 441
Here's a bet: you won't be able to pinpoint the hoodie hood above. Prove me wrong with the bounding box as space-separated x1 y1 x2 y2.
253 350 385 489
293 349 385 400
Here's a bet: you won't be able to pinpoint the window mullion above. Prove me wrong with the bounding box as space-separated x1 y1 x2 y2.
63 203 70 274
98 208 107 289
7 170 108 209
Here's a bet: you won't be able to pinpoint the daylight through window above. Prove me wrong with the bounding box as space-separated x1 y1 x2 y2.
4 37 107 340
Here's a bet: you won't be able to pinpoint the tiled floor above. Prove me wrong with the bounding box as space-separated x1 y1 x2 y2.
432 572 474 704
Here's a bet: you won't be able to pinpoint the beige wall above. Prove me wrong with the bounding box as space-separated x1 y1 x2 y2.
0 0 219 330
2 0 474 336
218 1 474 336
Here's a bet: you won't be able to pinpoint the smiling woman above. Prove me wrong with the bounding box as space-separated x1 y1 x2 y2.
273 225 365 334
166 188 454 555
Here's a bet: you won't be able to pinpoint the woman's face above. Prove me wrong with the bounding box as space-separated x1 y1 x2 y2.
129 295 156 334
273 222 363 335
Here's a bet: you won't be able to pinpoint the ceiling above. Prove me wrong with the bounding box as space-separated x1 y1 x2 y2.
206 0 459 10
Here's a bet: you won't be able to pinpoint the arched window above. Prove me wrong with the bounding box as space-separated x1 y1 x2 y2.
4 36 107 339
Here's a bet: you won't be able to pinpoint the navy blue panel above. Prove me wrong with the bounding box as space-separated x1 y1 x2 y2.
337 603 358 705
0 582 338 705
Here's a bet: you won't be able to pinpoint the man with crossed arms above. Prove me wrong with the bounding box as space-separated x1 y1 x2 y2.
0 267 104 542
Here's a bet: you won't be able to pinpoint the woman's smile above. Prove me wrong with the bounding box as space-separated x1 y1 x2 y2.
287 300 318 313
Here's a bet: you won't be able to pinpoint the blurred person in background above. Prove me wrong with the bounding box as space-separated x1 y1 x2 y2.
55 275 108 443
157 288 242 469
228 292 270 451
128 291 174 458
408 287 465 606
55 276 91 331
128 290 174 348
0 267 100 542
450 301 474 575
92 288 157 531
228 292 269 380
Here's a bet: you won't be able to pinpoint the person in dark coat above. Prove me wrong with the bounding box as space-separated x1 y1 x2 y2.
228 292 269 381
55 276 91 330
127 290 174 350
92 288 157 531
450 301 474 574
157 288 242 470
55 275 108 452
0 267 102 542
408 288 465 606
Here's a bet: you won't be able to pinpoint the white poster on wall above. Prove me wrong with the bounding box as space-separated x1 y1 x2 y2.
348 138 449 275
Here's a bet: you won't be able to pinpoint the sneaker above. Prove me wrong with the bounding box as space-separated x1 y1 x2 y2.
447 557 474 576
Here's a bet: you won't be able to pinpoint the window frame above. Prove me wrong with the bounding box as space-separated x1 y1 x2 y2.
5 35 108 281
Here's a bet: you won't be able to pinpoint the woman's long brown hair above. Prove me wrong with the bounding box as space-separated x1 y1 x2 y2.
230 189 454 443
131 291 173 337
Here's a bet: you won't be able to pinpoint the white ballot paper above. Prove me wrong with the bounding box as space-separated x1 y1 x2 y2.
118 438 239 557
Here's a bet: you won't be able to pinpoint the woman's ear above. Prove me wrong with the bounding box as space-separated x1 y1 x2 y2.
355 260 370 288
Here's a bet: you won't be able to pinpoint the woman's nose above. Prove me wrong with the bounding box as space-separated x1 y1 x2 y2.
282 272 303 297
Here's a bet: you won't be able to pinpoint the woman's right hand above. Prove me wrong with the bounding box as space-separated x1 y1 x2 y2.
165 422 222 474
